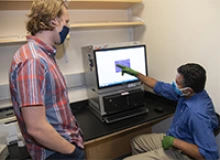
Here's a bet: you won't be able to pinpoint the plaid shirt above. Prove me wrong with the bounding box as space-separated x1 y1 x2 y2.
9 36 84 160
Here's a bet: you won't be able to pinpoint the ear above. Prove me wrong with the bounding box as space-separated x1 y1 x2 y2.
181 87 194 95
51 18 59 26
184 87 194 95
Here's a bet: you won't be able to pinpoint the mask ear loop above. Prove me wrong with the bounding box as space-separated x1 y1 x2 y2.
180 87 194 96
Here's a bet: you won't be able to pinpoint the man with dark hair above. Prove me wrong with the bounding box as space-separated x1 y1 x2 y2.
177 63 206 93
117 63 219 160
9 0 85 160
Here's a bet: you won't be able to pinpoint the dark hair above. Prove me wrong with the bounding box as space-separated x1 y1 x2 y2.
177 63 206 93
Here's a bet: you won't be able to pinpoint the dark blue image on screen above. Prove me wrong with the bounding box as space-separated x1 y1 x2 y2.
115 59 131 73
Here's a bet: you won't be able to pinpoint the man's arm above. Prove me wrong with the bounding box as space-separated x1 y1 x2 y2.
136 73 157 89
21 106 75 154
116 64 157 89
173 138 205 160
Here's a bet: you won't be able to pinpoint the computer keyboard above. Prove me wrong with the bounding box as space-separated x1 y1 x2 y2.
103 107 149 123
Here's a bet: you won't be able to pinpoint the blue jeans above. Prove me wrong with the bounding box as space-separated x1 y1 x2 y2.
46 145 86 160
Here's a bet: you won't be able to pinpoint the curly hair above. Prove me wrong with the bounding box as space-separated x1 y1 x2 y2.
177 63 206 93
26 0 67 35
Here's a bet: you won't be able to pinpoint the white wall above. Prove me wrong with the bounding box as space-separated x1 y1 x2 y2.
133 0 220 154
0 9 133 106
1 0 219 151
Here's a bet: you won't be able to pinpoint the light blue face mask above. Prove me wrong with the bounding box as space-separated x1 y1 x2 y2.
172 81 184 96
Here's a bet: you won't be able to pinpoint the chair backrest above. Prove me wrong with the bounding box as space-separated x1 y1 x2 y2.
214 113 220 136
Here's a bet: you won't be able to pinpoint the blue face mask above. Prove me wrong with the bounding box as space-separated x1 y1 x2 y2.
172 81 184 96
59 25 69 44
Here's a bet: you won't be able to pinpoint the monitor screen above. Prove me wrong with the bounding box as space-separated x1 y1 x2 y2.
94 45 147 89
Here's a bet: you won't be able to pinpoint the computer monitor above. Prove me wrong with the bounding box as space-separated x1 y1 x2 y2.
94 45 147 89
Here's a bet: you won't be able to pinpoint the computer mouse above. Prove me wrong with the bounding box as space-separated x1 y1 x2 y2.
154 107 164 113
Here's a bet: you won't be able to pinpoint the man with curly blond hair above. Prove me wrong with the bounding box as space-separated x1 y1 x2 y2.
9 0 85 159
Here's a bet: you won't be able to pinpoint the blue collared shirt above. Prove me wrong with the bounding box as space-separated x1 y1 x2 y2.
153 81 219 159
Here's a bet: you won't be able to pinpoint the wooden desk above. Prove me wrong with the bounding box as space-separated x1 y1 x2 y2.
73 93 176 159
84 114 173 160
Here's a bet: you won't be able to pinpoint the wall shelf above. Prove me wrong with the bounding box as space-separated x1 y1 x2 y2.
0 35 71 45
0 0 142 10
0 38 26 45
0 21 144 44
70 21 144 29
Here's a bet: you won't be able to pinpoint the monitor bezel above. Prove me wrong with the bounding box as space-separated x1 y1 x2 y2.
93 44 147 89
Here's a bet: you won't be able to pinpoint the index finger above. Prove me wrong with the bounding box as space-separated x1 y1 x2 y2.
116 64 125 68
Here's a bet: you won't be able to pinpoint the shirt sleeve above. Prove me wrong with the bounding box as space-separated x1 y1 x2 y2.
188 112 219 159
16 58 46 107
153 81 179 101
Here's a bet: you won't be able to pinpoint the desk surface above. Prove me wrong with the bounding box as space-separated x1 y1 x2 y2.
76 98 175 143
7 92 176 160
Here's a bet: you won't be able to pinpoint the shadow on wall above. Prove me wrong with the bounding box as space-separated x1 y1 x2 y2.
55 42 69 60
56 44 64 59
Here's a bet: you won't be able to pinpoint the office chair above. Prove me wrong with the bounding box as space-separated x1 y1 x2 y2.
214 113 220 136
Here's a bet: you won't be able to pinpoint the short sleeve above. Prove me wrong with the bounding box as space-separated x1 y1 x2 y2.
16 58 45 107
153 81 178 101
188 113 219 159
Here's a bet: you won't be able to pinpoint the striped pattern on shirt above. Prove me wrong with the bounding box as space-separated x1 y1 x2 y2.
9 36 84 160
